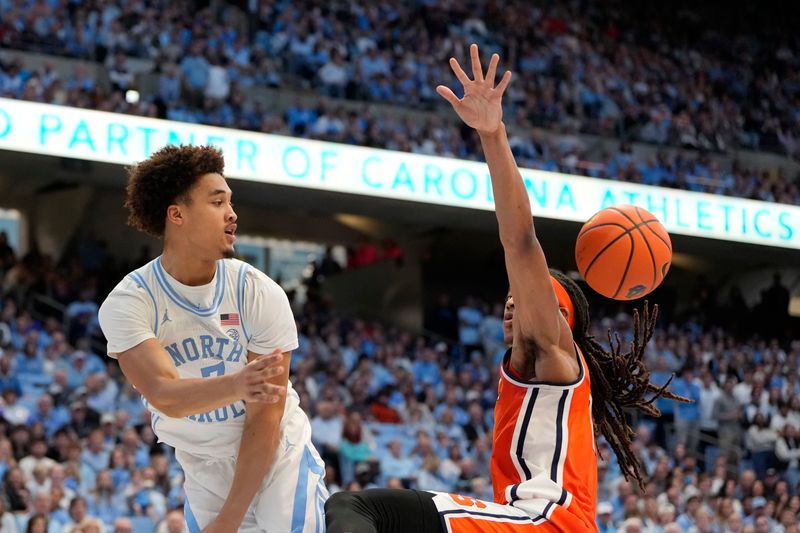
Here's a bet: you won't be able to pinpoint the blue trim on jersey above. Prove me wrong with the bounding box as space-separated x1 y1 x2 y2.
184 499 201 533
515 388 538 480
291 445 325 533
153 257 225 317
314 486 322 533
151 414 161 434
128 272 159 336
315 483 326 533
236 264 251 343
550 390 569 483
439 509 533 522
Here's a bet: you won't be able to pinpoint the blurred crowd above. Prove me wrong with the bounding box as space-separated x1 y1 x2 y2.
2 0 800 205
0 232 794 533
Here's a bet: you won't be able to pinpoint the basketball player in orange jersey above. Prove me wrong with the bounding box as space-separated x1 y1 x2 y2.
325 44 688 533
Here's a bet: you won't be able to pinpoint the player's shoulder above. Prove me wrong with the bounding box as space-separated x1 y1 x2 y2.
224 258 281 291
101 260 159 306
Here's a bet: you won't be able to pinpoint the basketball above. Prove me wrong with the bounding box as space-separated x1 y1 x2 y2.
575 205 672 300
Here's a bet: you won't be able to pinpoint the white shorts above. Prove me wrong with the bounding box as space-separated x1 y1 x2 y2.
177 410 328 533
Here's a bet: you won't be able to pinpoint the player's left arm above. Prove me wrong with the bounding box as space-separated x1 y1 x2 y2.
202 349 290 532
437 44 575 379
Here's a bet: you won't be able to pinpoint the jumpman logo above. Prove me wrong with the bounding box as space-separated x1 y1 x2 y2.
162 310 171 325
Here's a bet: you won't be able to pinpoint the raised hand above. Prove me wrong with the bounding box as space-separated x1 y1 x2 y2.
436 43 512 135
232 348 287 403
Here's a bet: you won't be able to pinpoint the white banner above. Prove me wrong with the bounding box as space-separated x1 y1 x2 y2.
0 97 797 249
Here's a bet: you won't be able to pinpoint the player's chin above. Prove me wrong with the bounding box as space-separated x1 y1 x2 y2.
222 245 235 259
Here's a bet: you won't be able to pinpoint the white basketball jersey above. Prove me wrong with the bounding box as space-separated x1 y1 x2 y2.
99 257 300 456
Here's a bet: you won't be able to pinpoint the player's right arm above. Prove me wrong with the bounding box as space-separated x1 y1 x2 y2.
437 44 577 381
99 279 286 418
115 341 285 418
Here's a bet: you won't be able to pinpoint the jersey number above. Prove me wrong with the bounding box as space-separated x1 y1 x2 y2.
201 361 225 378
449 494 487 509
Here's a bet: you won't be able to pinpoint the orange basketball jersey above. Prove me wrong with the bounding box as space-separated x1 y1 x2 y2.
489 345 598 531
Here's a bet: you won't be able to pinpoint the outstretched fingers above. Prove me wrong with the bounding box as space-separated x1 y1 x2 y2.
494 70 512 95
469 43 483 82
485 53 500 86
449 57 470 86
436 85 460 107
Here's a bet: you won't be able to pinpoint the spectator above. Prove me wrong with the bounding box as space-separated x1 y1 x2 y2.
3 389 31 425
19 438 56 481
597 501 615 533
311 400 343 483
746 413 778 479
0 355 21 394
106 54 134 94
112 517 132 533
776 425 800 494
28 395 69 440
415 453 448 493
4 466 30 512
17 491 62 533
24 513 48 533
457 297 482 356
86 470 125 527
155 508 187 533
715 377 744 465
379 440 416 487
478 302 504 362
672 366 702 454
204 56 230 101
319 49 348 98
80 431 110 477
339 412 374 484
157 64 181 105
412 347 442 388
696 370 721 467
462 402 489 444
179 42 210 105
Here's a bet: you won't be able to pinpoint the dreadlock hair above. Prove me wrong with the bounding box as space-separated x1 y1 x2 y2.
549 270 690 489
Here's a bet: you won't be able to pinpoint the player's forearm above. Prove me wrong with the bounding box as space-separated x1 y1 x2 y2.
478 123 536 249
148 374 239 418
217 405 283 524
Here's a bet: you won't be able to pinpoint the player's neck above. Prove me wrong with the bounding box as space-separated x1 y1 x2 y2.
160 248 218 286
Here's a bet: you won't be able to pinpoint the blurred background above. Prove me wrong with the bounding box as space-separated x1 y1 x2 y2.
0 0 800 532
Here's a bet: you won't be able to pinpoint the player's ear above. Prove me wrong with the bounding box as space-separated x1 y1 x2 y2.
559 306 570 324
166 204 183 226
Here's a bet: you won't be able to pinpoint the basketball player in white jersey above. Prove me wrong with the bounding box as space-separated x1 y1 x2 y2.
98 145 327 533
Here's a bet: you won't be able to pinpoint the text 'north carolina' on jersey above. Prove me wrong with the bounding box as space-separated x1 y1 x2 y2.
98 257 299 456
490 345 598 531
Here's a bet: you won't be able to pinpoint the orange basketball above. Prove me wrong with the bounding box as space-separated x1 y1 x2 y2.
575 205 672 300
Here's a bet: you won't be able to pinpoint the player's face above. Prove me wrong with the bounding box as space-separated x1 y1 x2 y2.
503 294 514 347
504 293 571 347
182 173 237 260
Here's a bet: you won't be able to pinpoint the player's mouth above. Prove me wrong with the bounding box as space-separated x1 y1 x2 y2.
224 224 237 243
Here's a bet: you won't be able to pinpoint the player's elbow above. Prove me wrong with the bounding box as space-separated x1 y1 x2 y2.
141 379 185 418
145 395 183 419
499 227 537 252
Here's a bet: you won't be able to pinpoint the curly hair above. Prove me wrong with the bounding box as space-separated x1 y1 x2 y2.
550 270 691 489
124 145 225 237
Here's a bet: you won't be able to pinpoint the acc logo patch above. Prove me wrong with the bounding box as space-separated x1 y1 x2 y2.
625 284 647 299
